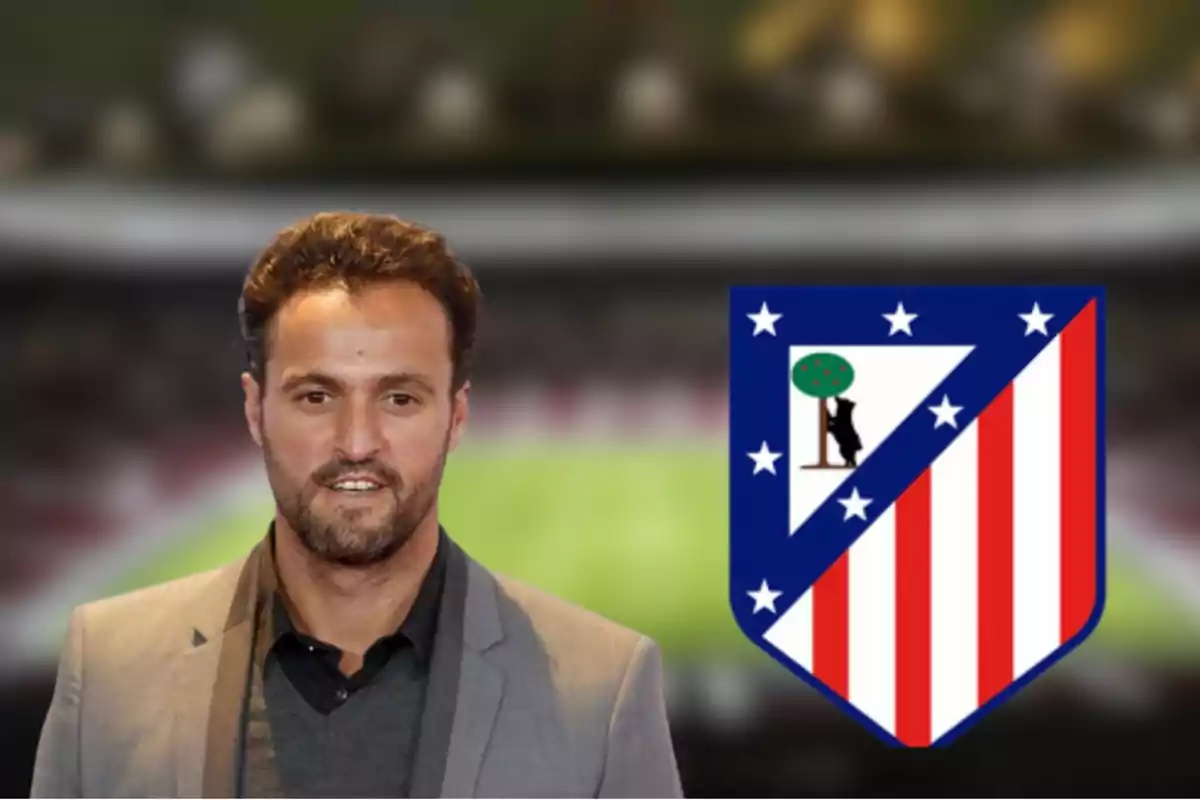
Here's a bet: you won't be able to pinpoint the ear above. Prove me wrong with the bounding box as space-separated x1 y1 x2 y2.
241 372 264 449
448 380 470 452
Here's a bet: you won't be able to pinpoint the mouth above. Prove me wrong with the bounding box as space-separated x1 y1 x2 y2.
324 477 387 495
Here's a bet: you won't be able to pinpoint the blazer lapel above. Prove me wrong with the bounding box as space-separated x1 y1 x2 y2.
172 618 255 798
411 537 506 798
438 650 503 798
408 543 463 799
172 546 265 798
173 636 221 798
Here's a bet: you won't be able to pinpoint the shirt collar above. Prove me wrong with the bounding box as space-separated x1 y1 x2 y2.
257 521 447 664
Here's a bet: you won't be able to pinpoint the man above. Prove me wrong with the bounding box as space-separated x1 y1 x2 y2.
31 213 683 798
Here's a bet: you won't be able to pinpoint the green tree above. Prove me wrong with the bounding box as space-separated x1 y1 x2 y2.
791 352 855 468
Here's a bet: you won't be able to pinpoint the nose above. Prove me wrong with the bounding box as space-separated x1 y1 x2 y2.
333 396 384 462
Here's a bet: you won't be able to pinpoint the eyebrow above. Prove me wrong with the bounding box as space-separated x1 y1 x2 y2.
280 371 436 395
377 372 436 394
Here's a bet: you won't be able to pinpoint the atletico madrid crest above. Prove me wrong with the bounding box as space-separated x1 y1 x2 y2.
729 286 1106 747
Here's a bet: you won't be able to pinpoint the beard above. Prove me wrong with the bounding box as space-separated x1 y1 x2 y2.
263 431 449 568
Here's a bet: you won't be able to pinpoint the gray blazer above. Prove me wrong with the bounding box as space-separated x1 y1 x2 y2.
30 536 683 798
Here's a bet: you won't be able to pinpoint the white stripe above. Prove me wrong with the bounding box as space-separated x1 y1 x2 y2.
930 422 980 741
764 586 813 671
848 507 897 734
1012 338 1063 678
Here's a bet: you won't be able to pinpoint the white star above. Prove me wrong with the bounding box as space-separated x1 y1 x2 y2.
883 301 918 336
1019 302 1054 336
928 394 963 429
837 487 873 521
747 579 783 614
747 441 783 475
747 302 782 336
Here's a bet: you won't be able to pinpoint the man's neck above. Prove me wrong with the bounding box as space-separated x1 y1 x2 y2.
272 516 440 661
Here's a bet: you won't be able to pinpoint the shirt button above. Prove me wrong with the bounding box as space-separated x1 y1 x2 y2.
336 688 349 703
307 645 315 653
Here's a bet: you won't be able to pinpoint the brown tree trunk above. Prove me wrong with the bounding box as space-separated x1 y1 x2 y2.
817 398 829 467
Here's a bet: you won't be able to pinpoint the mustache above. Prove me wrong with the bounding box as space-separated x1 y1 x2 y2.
312 459 400 488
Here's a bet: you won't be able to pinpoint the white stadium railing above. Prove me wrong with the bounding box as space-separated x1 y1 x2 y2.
0 168 1196 267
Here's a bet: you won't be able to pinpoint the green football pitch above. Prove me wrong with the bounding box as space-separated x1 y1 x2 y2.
104 443 1200 665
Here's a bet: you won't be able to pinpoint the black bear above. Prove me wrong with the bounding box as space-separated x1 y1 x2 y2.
827 397 863 467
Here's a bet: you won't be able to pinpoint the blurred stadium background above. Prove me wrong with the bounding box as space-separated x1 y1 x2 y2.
2 0 1200 796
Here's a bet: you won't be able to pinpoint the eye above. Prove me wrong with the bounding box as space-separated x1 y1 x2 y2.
299 391 330 405
389 393 416 407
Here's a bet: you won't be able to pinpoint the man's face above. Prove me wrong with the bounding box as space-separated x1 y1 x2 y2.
242 280 468 567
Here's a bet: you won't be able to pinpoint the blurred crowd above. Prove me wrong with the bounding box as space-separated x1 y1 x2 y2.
0 0 1197 179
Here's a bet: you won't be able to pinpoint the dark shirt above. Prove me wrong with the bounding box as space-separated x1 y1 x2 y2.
238 526 454 798
255 524 447 715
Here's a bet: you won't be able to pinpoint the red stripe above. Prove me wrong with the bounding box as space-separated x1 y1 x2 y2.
813 553 849 698
1060 300 1098 641
978 385 1014 706
896 469 932 746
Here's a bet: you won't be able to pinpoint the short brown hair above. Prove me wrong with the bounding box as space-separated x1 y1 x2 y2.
239 212 480 393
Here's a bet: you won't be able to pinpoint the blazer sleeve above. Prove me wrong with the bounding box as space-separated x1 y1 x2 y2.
31 607 86 798
597 636 684 798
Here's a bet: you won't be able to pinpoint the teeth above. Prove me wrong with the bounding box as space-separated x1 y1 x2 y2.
332 480 380 491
